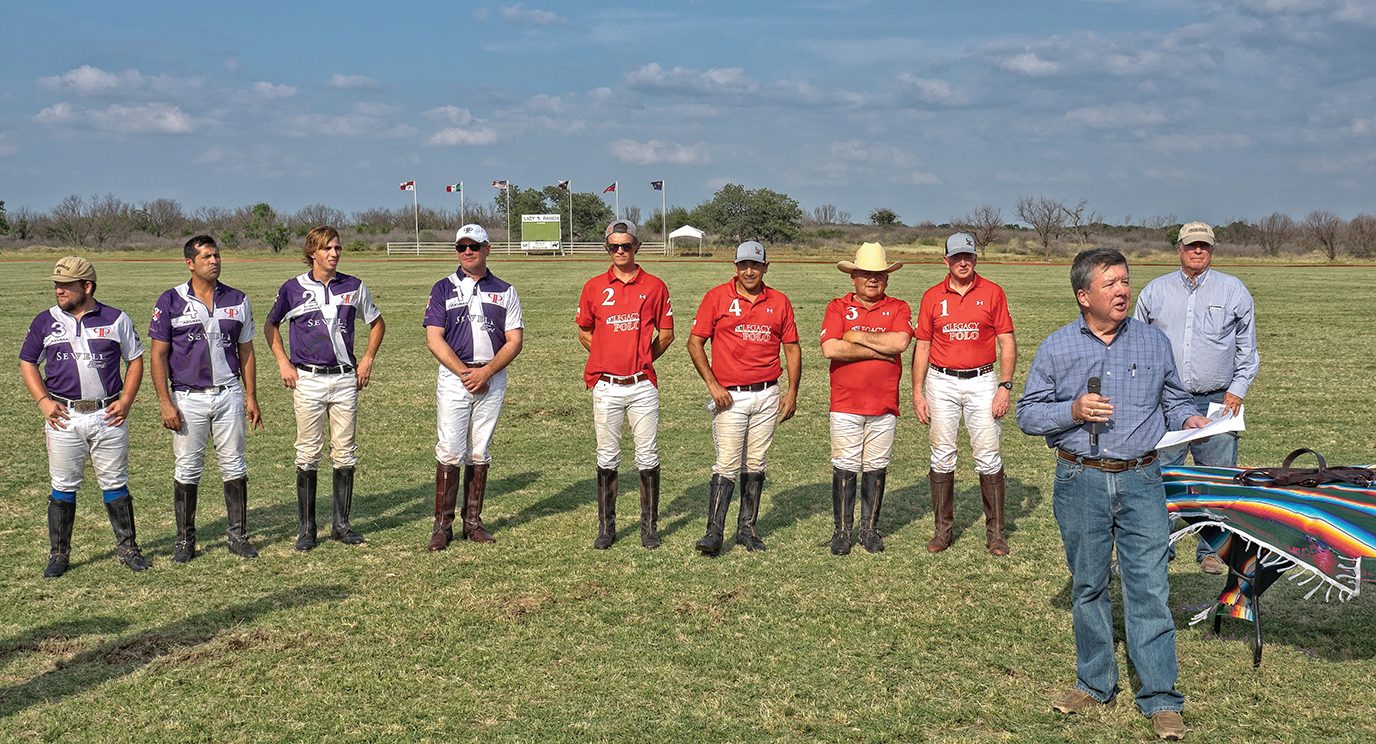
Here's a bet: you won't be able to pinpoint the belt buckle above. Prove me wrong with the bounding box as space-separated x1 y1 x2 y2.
72 400 101 414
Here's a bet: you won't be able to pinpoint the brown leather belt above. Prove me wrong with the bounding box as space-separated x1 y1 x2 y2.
929 362 995 379
464 361 489 369
726 380 777 392
1058 448 1157 473
601 372 648 385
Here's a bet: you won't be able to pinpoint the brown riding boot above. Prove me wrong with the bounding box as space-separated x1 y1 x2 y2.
462 463 495 543
980 469 1009 556
926 469 955 552
428 462 462 551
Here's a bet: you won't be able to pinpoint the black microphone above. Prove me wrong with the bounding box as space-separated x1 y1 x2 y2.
1087 376 1101 455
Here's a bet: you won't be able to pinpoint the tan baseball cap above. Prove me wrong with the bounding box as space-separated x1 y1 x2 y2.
50 256 96 283
1178 222 1216 246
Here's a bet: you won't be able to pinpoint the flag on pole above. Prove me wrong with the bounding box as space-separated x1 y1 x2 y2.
491 179 508 190
445 183 462 193
556 179 570 191
400 180 415 191
603 182 617 193
650 180 664 191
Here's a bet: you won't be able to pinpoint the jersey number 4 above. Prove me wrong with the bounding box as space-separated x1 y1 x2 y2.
728 299 742 316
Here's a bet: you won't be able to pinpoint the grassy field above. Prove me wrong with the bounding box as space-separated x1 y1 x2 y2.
1 251 1373 742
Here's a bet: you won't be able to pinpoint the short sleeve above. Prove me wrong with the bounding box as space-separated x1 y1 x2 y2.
504 286 523 331
690 289 718 339
423 280 449 328
819 300 844 344
149 294 172 342
237 297 257 343
779 299 799 344
358 282 382 324
116 312 144 361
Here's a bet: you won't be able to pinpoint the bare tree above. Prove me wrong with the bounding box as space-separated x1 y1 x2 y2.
1304 209 1343 260
1015 195 1067 255
88 193 133 247
46 194 91 246
293 203 347 230
1255 212 1295 256
953 204 1003 256
1139 214 1177 230
1061 199 1103 245
1347 214 1376 258
12 205 38 240
811 204 850 225
624 205 642 224
137 198 186 237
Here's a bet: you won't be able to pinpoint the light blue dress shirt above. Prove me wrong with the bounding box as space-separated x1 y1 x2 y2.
1132 268 1259 398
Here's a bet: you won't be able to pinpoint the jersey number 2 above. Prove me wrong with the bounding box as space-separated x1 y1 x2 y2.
601 288 615 306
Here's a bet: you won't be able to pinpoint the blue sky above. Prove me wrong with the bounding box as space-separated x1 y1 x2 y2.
3 0 1374 225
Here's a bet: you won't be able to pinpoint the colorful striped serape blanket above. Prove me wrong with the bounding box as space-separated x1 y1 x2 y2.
1163 464 1376 626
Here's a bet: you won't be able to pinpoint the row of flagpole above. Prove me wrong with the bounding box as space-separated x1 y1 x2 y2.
399 178 669 245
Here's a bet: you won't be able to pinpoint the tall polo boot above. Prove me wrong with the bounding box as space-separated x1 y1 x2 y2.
294 468 318 552
104 495 151 571
735 472 767 552
830 468 857 556
980 469 1010 557
44 497 75 578
331 467 365 545
223 477 258 559
858 468 888 554
462 463 495 544
171 481 198 564
593 467 618 550
639 466 661 549
926 470 956 553
427 462 462 551
694 474 734 555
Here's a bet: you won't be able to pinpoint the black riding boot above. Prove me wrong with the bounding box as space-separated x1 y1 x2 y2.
694 474 735 556
295 468 318 551
736 472 767 552
858 468 888 553
224 477 257 558
593 467 618 550
639 466 661 549
830 468 857 555
331 467 365 545
172 481 198 563
104 495 151 571
44 497 75 578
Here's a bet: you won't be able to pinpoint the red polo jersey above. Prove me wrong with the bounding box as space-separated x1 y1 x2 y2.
690 278 799 387
576 266 674 388
820 293 913 416
915 273 1014 370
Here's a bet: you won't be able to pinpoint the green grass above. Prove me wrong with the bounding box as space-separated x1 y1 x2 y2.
1 253 1374 742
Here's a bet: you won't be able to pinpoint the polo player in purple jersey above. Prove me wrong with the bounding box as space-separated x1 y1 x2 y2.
20 256 150 577
265 225 386 551
149 235 264 562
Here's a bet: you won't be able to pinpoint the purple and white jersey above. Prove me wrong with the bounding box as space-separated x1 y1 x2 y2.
423 270 522 364
266 271 381 367
20 302 142 401
149 281 256 391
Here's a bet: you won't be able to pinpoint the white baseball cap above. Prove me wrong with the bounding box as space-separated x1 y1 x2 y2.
455 224 489 244
945 232 977 257
735 241 766 264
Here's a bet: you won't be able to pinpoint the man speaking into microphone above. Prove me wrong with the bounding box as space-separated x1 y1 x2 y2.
1017 248 1206 741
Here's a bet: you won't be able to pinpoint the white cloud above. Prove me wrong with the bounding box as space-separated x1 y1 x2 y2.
428 127 500 146
609 139 709 165
251 81 297 98
998 51 1060 76
896 73 962 104
285 103 413 139
588 87 614 104
820 139 940 185
1351 116 1376 136
500 4 569 26
328 74 380 90
35 101 198 134
39 65 141 94
425 106 475 125
1065 104 1167 129
625 63 758 96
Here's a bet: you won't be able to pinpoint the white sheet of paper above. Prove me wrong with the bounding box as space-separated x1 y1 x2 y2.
1155 402 1245 449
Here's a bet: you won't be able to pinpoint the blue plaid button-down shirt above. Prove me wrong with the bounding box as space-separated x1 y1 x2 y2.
1017 316 1198 460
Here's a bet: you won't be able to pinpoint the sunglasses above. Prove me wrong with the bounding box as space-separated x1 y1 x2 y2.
455 243 485 253
605 243 636 253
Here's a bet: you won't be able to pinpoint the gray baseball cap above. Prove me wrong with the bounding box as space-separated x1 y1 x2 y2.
735 241 766 263
604 219 639 240
945 232 977 257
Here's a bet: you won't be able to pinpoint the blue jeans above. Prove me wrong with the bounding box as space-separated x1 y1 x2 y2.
1053 456 1184 717
1161 390 1238 560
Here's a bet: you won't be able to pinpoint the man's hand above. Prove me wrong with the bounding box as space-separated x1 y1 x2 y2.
778 392 797 423
1072 393 1113 424
458 367 490 394
1183 415 1210 429
356 356 375 389
40 398 71 430
1221 392 1243 417
104 398 134 427
707 382 734 411
992 387 1011 419
913 395 931 425
277 361 298 389
159 399 184 432
246 396 265 431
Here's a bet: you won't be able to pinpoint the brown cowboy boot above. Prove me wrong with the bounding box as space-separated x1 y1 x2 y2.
926 469 955 552
427 462 462 551
463 463 495 543
980 469 1009 556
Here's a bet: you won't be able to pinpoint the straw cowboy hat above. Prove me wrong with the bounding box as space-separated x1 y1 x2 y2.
837 242 903 274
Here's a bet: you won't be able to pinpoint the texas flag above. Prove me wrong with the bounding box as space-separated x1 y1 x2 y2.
400 180 415 191
603 182 617 193
491 179 509 190
445 183 462 192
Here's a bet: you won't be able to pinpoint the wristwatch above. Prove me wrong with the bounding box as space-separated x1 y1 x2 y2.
998 380 1014 390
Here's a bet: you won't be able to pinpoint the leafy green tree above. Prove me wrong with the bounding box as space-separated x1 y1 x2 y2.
869 207 900 227
0 200 9 235
245 202 291 252
644 206 693 236
692 183 803 244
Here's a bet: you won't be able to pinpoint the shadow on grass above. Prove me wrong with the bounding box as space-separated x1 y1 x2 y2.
486 475 590 536
0 584 350 718
0 616 131 666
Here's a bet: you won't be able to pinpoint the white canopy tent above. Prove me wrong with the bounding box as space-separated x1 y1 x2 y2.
668 225 706 256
